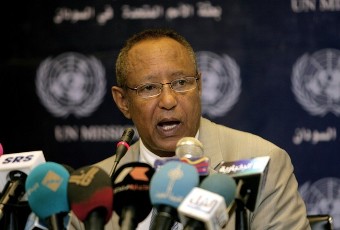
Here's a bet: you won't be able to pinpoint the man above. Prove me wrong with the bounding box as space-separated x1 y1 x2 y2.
70 28 311 229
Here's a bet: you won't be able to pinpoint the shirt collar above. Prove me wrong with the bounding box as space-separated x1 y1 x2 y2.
139 131 200 167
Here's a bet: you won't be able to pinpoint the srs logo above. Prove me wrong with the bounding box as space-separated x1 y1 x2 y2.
1 155 34 164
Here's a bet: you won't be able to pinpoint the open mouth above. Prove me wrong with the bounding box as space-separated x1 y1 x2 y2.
157 120 181 131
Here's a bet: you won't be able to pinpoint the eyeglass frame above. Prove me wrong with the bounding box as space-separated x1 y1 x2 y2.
124 73 200 99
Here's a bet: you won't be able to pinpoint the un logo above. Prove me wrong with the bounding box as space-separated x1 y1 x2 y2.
36 52 106 118
291 49 340 117
299 177 340 229
196 51 241 118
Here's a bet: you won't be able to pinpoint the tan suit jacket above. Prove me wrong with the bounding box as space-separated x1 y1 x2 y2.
69 117 311 230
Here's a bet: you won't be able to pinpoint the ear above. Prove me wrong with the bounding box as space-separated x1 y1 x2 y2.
111 86 132 119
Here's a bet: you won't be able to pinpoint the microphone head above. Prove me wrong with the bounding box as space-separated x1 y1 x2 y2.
120 128 135 144
68 165 113 223
176 137 209 176
111 162 155 225
25 161 70 219
200 173 237 206
149 161 199 208
175 137 204 159
114 128 136 164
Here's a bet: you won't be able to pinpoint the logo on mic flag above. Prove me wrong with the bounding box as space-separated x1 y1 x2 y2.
111 162 155 227
214 156 270 211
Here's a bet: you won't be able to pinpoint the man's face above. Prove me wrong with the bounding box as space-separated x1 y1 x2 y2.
122 38 201 156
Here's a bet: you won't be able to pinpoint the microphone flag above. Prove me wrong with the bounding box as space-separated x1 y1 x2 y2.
214 156 270 211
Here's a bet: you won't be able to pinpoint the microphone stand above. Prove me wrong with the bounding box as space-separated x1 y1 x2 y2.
109 143 129 177
3 208 19 230
235 198 248 230
234 180 249 230
150 206 176 230
109 160 119 177
120 205 137 230
84 208 106 230
48 213 66 230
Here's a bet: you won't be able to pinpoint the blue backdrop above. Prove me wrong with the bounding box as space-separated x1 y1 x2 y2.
1 1 339 228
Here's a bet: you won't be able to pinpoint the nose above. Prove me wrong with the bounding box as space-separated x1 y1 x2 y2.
158 84 177 109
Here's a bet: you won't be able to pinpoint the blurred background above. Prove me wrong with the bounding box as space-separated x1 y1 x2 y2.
1 0 339 227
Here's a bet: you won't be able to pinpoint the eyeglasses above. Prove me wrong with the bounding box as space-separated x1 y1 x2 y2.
125 75 200 99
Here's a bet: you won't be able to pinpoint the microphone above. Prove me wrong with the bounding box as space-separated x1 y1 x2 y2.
109 128 135 177
178 173 237 230
214 156 270 230
175 137 204 159
176 137 210 179
61 164 75 174
154 137 210 178
24 164 74 230
214 156 270 212
111 162 155 230
25 162 71 230
68 165 113 230
149 161 200 230
0 151 46 221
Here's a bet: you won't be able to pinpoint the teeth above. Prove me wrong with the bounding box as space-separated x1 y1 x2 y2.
162 124 177 131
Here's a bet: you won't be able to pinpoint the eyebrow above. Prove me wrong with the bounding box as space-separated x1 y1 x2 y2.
136 70 198 86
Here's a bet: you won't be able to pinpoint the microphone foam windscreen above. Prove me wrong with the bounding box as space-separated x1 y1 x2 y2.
68 166 113 223
175 137 204 159
111 162 155 223
25 161 70 219
200 173 237 206
149 161 199 208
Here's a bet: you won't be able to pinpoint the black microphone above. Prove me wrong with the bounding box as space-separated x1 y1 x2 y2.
214 156 270 230
61 164 75 174
0 151 46 221
68 165 113 230
111 162 155 230
109 128 135 177
214 156 270 211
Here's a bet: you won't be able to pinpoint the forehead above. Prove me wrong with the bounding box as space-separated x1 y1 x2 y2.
129 37 186 56
126 38 194 75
